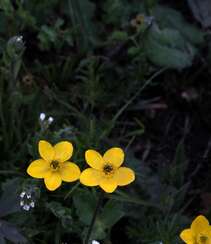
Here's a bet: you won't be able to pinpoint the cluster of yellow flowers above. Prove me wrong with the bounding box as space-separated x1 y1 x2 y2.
27 141 211 243
27 140 135 193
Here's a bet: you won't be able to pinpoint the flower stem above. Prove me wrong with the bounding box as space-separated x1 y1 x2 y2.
64 181 80 200
84 191 103 244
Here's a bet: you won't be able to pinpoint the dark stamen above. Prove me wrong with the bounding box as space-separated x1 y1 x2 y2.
200 236 208 243
103 164 113 174
50 161 60 170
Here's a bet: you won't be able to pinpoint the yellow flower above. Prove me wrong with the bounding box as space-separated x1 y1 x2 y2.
27 140 81 191
131 14 145 28
80 147 135 193
180 215 211 244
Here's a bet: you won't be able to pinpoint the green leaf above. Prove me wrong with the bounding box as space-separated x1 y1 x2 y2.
73 189 97 225
144 0 158 11
38 25 57 50
0 0 14 15
0 178 21 218
100 200 124 228
128 47 142 57
16 4 37 29
46 201 73 230
153 6 204 45
0 220 27 243
73 191 125 240
148 27 187 49
109 31 129 42
170 138 188 187
102 0 130 25
145 25 195 69
91 219 106 240
0 13 7 35
67 0 98 51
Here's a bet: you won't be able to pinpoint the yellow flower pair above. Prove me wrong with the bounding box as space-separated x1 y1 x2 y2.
180 215 211 244
27 140 135 193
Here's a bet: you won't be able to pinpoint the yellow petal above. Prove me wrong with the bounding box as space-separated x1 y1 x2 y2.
191 215 210 235
27 159 50 178
180 229 194 243
99 177 117 193
59 162 80 182
54 141 73 162
44 172 62 191
114 167 135 186
103 147 124 168
80 168 102 186
39 140 54 162
85 150 104 170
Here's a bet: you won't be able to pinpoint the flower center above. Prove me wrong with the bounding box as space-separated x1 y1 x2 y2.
103 163 114 175
50 160 60 170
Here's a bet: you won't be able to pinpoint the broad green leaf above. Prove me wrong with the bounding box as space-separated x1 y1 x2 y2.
46 201 73 230
73 189 97 225
100 200 124 228
145 25 195 69
153 6 204 45
0 220 27 243
148 27 187 49
0 178 21 218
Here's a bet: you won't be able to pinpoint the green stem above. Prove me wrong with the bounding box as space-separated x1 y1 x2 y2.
99 67 167 141
64 181 80 200
84 191 103 244
55 223 61 244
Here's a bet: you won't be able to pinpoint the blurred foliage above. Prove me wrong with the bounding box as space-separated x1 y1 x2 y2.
187 0 211 28
0 0 210 243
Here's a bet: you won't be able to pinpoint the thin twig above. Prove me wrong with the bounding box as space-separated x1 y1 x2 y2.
84 191 104 244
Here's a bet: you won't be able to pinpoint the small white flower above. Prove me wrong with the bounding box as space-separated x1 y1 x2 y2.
26 193 31 199
30 201 35 208
20 190 36 211
23 205 30 211
20 192 26 198
39 113 46 121
16 35 23 42
20 200 24 206
92 241 100 244
48 116 54 124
